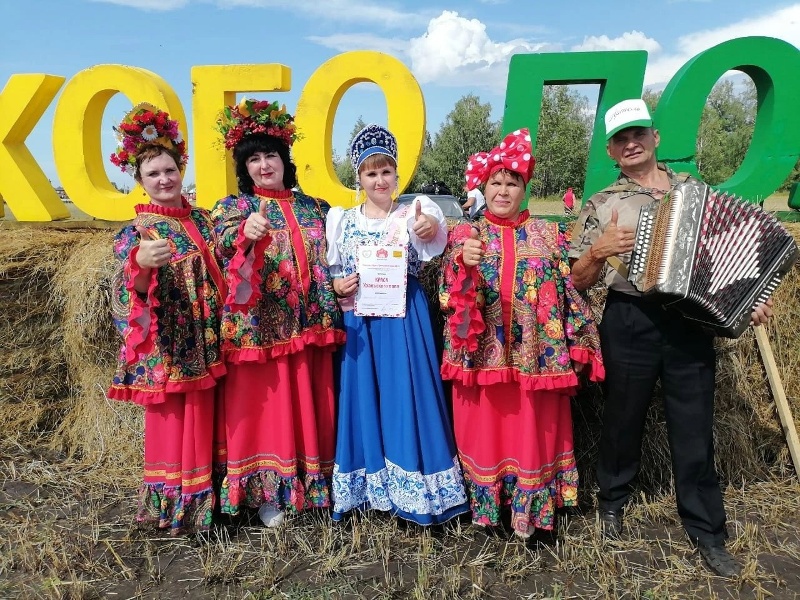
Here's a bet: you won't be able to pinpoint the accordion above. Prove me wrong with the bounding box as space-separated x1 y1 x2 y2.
627 180 798 338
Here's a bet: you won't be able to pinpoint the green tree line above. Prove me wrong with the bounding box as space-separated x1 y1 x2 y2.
333 81 799 201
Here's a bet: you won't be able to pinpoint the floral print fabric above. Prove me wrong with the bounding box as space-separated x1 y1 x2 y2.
440 214 604 389
109 203 226 404
210 191 344 361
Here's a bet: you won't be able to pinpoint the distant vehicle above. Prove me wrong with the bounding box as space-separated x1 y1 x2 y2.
419 181 454 196
397 193 466 220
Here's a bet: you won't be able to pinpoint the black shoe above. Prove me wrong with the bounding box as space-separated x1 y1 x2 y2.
698 542 741 577
597 509 623 539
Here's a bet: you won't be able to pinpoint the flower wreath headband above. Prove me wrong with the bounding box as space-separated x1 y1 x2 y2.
216 98 300 150
110 103 187 175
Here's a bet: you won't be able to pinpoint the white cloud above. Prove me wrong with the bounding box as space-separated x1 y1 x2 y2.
570 6 800 86
88 0 189 9
307 34 408 55
407 11 554 87
571 31 662 54
645 4 800 85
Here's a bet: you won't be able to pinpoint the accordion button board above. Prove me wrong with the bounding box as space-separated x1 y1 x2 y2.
627 180 799 338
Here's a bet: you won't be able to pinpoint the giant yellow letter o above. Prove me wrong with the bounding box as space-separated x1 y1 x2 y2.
293 51 425 208
53 65 187 221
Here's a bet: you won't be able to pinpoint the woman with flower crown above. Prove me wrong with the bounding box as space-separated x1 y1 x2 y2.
107 104 226 534
210 99 344 527
438 129 604 539
325 124 469 525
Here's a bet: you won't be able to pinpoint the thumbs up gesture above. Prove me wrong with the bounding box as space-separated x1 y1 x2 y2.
244 199 271 241
462 227 484 268
134 225 172 269
590 207 635 262
411 199 438 242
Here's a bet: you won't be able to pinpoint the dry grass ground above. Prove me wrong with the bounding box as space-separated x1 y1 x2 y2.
1 220 800 599
2 446 799 599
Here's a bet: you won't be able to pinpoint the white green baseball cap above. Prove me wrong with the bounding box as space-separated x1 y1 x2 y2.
605 99 653 140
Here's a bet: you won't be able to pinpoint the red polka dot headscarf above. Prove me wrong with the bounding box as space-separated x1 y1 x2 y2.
464 128 535 191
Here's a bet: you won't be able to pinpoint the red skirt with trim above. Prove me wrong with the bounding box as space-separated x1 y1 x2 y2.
219 347 336 514
452 381 578 535
137 388 218 533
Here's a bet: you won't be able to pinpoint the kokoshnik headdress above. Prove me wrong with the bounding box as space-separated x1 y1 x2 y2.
349 124 399 200
464 128 535 191
110 103 187 175
216 98 299 150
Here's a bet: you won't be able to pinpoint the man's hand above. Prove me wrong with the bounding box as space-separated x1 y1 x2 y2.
589 208 635 261
751 297 774 326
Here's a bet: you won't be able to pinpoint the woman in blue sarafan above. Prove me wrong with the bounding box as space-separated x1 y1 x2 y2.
325 124 469 525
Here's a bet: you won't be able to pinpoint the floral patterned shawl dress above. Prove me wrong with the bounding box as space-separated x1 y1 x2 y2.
109 199 226 534
439 210 604 537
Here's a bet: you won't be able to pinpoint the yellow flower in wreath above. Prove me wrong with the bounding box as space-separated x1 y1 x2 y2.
238 97 251 117
266 271 282 292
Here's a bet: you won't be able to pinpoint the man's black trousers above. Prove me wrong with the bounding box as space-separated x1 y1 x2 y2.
596 290 727 545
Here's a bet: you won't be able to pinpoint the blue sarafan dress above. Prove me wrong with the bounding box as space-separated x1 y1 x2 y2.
325 196 469 525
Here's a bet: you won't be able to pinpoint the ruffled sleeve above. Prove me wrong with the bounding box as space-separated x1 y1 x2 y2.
210 194 273 312
111 224 159 365
325 206 346 278
439 223 486 352
558 222 605 381
406 195 447 261
211 194 253 263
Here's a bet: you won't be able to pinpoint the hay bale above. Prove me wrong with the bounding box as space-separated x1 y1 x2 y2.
50 233 142 475
0 226 141 484
1 221 799 498
0 228 80 437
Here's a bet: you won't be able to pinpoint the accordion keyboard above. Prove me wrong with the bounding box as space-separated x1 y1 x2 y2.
627 180 798 338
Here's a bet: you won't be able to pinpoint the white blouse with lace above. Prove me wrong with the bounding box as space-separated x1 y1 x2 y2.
325 196 447 279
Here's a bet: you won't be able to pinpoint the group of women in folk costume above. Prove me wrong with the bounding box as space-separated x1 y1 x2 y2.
107 98 603 538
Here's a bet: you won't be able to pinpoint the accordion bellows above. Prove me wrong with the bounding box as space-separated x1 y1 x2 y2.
627 181 799 338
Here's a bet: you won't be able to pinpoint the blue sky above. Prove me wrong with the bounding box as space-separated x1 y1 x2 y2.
2 0 799 189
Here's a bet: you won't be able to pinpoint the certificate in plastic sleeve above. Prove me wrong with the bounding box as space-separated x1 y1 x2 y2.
354 245 407 318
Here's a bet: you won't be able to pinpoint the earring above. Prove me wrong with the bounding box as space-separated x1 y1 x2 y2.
393 175 399 200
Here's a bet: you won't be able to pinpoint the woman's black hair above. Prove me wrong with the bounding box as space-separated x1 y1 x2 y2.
232 133 298 194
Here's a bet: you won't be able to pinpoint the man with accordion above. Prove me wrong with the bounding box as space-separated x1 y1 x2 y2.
569 99 776 578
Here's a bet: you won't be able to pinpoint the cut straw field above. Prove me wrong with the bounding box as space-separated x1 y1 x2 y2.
1 222 799 599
